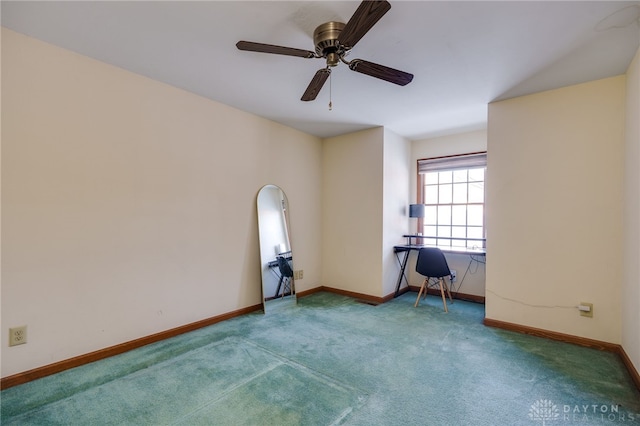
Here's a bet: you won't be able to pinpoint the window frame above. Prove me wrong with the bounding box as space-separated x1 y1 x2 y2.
417 152 487 249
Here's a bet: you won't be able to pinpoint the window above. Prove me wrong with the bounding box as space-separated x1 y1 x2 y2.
418 153 486 249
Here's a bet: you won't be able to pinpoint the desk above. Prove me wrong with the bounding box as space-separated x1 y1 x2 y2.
393 244 486 297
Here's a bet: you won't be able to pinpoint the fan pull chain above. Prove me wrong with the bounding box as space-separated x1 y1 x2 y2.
328 71 332 111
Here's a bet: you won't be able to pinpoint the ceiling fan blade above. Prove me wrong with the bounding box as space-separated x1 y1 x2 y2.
236 41 316 59
339 0 391 49
301 68 331 101
348 59 413 86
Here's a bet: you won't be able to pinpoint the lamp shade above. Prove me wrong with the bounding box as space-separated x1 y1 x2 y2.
409 204 425 218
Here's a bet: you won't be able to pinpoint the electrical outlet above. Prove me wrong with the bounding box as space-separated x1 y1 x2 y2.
294 270 303 280
450 270 457 283
9 326 27 346
579 302 593 318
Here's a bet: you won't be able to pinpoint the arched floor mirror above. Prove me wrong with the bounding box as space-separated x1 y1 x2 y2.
257 185 296 313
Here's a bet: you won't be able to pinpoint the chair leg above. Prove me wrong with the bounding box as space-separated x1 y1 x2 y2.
438 278 448 313
444 279 453 303
414 279 427 307
422 279 429 300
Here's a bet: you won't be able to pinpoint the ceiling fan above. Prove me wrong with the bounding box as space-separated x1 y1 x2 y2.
236 0 413 102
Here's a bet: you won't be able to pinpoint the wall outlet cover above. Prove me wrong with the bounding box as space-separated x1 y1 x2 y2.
9 325 28 346
579 302 593 318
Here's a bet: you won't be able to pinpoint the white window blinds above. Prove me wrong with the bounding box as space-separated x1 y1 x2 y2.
418 152 487 173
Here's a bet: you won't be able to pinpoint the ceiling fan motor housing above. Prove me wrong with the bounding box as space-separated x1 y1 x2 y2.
314 21 347 66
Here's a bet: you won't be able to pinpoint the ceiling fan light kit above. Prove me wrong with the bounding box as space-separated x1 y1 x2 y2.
236 0 413 102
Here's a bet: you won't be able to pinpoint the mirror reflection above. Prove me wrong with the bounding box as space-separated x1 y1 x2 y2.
257 185 296 312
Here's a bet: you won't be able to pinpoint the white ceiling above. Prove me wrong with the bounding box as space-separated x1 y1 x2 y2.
2 1 639 140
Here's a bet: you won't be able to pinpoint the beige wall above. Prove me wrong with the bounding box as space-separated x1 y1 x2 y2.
623 45 640 373
407 130 488 297
322 127 411 299
322 127 385 296
486 76 625 343
1 29 323 377
382 129 411 297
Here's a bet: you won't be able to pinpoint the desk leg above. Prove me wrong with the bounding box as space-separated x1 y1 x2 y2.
275 276 283 298
394 251 411 297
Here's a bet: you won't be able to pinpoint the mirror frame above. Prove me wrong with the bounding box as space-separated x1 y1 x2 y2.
256 185 296 313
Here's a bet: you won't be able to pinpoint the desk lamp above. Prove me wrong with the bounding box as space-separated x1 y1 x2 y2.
409 204 425 235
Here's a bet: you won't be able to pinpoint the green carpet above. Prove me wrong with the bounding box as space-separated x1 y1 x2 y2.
2 292 639 425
